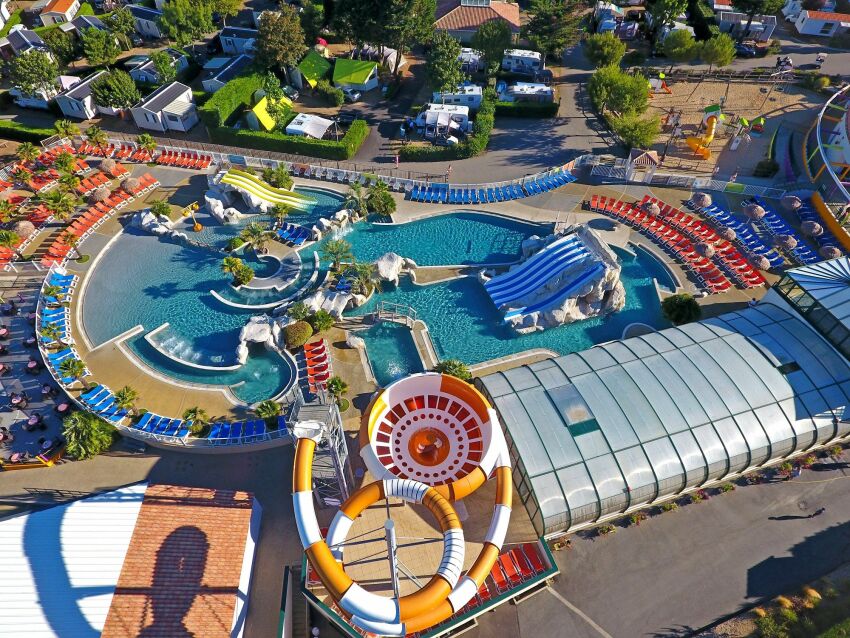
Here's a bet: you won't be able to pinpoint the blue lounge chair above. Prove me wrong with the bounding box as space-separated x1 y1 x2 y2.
470 189 479 204
208 422 225 438
512 184 524 199
230 421 243 438
175 421 191 437
135 412 154 430
142 415 162 432
277 415 287 430
486 188 496 202
501 186 512 200
478 189 487 203
410 185 420 200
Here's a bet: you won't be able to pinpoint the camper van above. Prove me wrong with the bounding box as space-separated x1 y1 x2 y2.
414 104 473 144
431 84 483 110
501 49 543 75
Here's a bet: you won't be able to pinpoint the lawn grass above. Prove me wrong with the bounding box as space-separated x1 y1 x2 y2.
78 2 95 15
0 9 23 38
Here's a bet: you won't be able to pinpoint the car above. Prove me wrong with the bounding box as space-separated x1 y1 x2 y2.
282 85 299 101
336 112 356 125
342 88 361 103
735 44 757 58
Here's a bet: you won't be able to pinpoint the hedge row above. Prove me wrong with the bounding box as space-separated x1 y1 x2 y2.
199 71 265 128
398 88 497 162
208 119 370 160
0 119 56 143
687 0 718 40
495 100 559 118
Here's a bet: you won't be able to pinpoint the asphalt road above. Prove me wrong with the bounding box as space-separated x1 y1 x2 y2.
472 462 850 638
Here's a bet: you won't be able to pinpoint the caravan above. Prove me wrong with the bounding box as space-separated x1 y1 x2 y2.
414 104 473 145
501 49 543 75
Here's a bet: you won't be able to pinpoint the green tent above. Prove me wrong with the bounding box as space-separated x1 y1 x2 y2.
297 50 332 88
332 58 377 89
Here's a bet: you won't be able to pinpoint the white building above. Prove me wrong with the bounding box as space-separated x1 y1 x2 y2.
127 48 189 85
501 49 543 75
782 0 836 18
0 28 50 58
11 75 80 110
432 84 483 110
219 26 258 55
498 82 555 103
793 9 850 36
718 11 776 40
285 113 334 139
55 70 106 120
128 4 162 39
39 0 80 27
0 2 11 32
130 81 199 133
201 54 253 93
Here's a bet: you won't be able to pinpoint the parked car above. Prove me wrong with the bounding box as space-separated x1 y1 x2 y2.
342 88 361 103
282 85 299 101
336 112 356 125
735 43 757 58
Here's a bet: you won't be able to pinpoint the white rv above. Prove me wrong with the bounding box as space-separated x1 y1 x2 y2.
431 84 483 110
501 49 543 75
414 104 472 142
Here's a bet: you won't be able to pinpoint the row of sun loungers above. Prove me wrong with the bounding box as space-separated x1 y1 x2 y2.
156 151 212 170
406 170 577 204
749 196 821 265
794 198 845 254
131 148 154 163
276 223 311 246
75 171 111 196
589 195 735 294
10 165 60 193
640 196 766 289
304 340 330 393
46 348 89 386
78 385 128 424
77 141 117 157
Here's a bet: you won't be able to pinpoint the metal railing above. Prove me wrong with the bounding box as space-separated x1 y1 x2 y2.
376 301 417 327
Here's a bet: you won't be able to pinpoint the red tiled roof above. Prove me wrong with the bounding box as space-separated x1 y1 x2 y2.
805 9 850 21
435 0 521 33
42 0 78 15
100 485 255 638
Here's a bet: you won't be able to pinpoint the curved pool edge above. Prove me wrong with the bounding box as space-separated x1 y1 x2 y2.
144 322 243 371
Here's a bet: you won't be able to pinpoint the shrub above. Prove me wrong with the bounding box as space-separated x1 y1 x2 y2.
754 612 784 638
660 502 678 512
829 444 843 457
719 482 736 493
316 79 344 107
597 524 616 536
628 511 647 526
284 320 313 349
494 101 559 118
661 293 701 325
0 120 55 143
226 237 245 251
287 301 311 321
433 359 472 381
309 309 335 333
208 120 370 160
687 491 704 504
262 164 294 190
622 50 647 67
62 411 115 460
775 595 794 610
199 70 264 128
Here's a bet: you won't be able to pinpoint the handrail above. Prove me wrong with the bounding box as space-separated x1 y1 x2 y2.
814 85 850 204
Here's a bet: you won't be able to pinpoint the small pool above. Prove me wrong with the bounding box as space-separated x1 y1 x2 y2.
357 321 424 387
348 247 673 367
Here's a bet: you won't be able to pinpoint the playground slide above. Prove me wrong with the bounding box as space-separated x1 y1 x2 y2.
685 115 717 160
484 236 590 307
503 263 605 322
221 168 314 211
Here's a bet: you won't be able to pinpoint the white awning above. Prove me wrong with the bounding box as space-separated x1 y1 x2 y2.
286 113 334 139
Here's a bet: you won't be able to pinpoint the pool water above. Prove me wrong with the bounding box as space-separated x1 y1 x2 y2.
81 187 343 404
357 321 424 387
348 247 673 367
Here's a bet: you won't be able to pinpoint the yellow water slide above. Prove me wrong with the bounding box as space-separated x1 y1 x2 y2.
685 115 718 160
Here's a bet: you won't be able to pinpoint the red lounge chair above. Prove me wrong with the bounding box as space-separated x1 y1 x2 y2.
489 563 508 593
498 552 522 586
521 543 546 574
509 547 534 580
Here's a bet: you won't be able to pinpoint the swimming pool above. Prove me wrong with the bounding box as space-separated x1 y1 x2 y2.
81 187 343 404
357 321 424 387
348 247 673 367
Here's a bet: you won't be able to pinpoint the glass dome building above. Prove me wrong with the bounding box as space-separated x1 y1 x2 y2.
477 259 850 537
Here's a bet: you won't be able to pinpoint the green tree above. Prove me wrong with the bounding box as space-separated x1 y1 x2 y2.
588 65 648 115
611 113 661 149
136 132 157 154
255 399 282 425
234 263 254 286
182 405 210 436
284 320 314 349
62 411 114 459
326 375 349 404
300 1 324 48
43 29 80 68
471 19 513 76
210 0 242 24
9 50 58 98
382 0 436 76
309 309 335 333
647 0 688 40
113 385 139 416
700 33 736 71
262 163 294 190
150 50 177 85
350 261 381 295
584 32 626 68
107 7 137 49
287 301 311 321
256 7 307 71
54 119 80 138
0 231 20 255
82 27 121 67
0 201 15 224
59 173 81 194
40 189 80 221
321 239 353 272
366 181 396 216
344 182 368 217
523 0 582 65
427 30 463 92
222 255 244 277
16 142 40 164
59 357 89 387
333 0 383 46
271 203 291 225
662 28 699 71
53 151 77 175
661 293 702 324
159 0 214 47
40 323 65 346
92 70 141 109
239 221 273 253
42 284 64 302
433 359 472 381
730 0 784 41
86 125 109 149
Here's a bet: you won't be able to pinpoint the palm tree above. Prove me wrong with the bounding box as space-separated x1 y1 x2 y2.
326 375 348 406
40 190 79 221
58 173 81 194
182 406 210 436
62 411 114 460
350 261 381 296
136 132 157 155
0 230 20 255
255 399 281 427
53 151 77 175
58 357 88 388
221 256 243 277
239 222 273 253
54 119 80 139
42 284 65 302
63 231 81 259
113 385 139 416
321 239 353 272
16 142 39 164
270 203 290 226
86 125 108 150
344 182 368 218
39 323 65 347
0 200 14 223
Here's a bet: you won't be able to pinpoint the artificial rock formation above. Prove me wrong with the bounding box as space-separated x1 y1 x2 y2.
236 315 279 364
374 252 418 286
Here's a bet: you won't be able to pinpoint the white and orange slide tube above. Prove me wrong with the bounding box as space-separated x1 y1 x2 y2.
291 374 513 637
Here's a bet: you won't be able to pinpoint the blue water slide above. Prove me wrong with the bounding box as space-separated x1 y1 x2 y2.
504 263 606 322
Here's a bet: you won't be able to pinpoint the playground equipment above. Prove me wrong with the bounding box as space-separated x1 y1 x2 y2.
685 104 722 160
648 75 672 95
291 373 512 637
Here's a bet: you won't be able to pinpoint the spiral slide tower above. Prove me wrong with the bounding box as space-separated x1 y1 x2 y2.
291 373 512 637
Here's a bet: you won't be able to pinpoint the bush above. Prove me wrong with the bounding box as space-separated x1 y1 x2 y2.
263 164 294 190
199 70 264 128
660 502 678 512
754 158 779 177
208 119 370 160
316 79 344 107
433 359 472 381
309 309 335 333
0 120 55 143
661 293 701 325
495 101 559 118
284 320 313 349
0 9 23 38
719 482 736 492
226 237 245 251
287 301 311 321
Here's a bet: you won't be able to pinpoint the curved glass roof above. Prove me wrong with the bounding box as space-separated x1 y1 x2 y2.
477 303 850 536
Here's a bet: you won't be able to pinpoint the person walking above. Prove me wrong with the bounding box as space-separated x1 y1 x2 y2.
810 507 826 518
